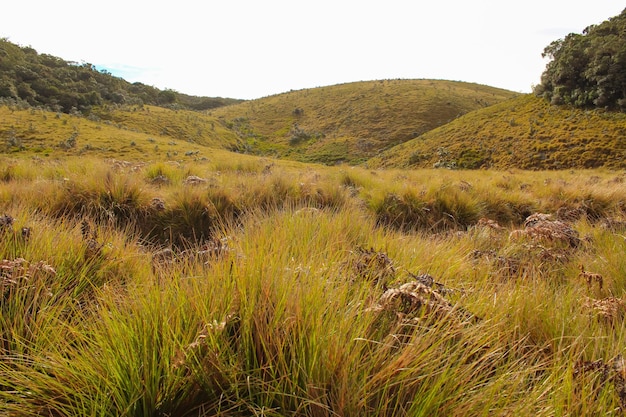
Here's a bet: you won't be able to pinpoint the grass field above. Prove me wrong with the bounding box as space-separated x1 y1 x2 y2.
1 153 625 416
208 79 518 165
369 94 626 170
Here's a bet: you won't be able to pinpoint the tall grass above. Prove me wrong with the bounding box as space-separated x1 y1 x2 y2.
0 156 625 415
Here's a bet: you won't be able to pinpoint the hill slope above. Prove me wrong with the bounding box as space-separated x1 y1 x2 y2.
0 38 243 113
0 104 243 160
367 94 626 170
209 79 518 164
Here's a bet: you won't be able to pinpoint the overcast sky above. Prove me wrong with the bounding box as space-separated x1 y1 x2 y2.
1 1 623 99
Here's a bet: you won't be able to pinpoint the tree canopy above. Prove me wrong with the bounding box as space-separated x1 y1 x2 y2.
535 8 626 111
0 38 242 113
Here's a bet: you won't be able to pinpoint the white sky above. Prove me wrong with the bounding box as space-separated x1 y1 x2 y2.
1 1 623 100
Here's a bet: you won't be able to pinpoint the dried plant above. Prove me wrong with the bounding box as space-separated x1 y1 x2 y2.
582 296 625 322
368 277 477 327
573 355 626 411
344 246 396 289
579 264 604 291
509 213 581 248
1 258 56 300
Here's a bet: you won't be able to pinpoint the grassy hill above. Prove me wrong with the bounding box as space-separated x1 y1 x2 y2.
3 38 624 171
0 104 245 160
368 94 626 170
2 84 624 171
209 79 518 164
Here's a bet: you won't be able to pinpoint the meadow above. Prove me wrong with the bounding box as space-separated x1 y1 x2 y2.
1 154 625 416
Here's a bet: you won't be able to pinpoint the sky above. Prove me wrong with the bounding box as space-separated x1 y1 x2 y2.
1 1 623 100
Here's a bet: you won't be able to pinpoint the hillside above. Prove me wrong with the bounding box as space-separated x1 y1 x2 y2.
0 104 243 160
0 38 243 113
209 79 518 164
1 33 624 171
368 94 626 170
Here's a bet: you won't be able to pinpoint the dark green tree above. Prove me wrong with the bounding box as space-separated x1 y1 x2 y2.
535 8 626 111
0 38 243 113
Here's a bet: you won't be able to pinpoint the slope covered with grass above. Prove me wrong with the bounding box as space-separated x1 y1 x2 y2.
209 79 518 164
369 94 626 170
0 104 243 160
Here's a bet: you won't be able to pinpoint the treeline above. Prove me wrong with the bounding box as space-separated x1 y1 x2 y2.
535 8 626 111
0 38 242 113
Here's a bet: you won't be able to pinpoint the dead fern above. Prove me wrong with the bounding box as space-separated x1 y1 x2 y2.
509 213 581 248
582 296 625 323
344 246 396 289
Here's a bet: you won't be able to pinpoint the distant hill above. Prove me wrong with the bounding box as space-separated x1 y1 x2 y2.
0 104 242 160
209 79 518 164
367 94 626 170
0 38 243 113
2 38 625 171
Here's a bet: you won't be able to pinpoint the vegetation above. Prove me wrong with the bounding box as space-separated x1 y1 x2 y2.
0 38 242 113
0 104 245 159
2 36 624 170
368 94 626 170
209 79 518 165
0 155 625 416
535 8 626 110
1 10 626 412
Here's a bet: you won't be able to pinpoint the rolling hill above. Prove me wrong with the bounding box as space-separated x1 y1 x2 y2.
2 37 625 170
208 79 519 164
367 94 626 170
0 104 242 160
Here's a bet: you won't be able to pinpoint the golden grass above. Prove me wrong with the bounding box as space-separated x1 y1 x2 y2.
209 79 518 164
0 153 625 415
0 105 241 161
369 94 626 170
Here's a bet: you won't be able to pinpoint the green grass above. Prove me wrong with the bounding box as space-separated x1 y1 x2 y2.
210 79 518 165
3 84 623 171
0 105 241 161
0 153 625 415
369 94 626 170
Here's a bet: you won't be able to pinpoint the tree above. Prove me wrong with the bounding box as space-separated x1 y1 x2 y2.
535 8 626 111
0 38 243 113
158 89 178 105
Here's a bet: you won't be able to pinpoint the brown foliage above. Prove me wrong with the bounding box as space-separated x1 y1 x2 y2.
509 213 581 248
1 258 56 300
579 265 604 291
582 296 625 323
344 246 396 289
573 355 626 411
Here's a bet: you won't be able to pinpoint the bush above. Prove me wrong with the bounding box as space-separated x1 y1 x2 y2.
536 8 626 111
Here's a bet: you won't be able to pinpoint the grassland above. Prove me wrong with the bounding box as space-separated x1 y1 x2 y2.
3 82 623 171
0 104 242 160
368 94 626 170
1 151 625 415
208 79 518 165
1 77 626 415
